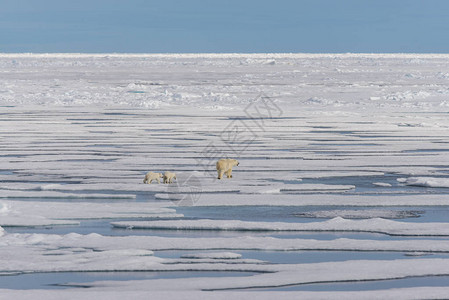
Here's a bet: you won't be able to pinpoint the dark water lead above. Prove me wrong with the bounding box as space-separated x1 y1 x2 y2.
255 274 449 292
155 249 449 264
0 271 257 290
176 205 449 224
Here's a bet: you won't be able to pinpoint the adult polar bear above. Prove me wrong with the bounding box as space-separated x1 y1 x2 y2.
216 159 239 179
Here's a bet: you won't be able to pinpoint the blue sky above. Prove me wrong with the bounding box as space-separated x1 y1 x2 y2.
1 0 449 53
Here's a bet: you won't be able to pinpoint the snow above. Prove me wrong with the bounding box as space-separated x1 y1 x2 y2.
4 231 449 260
373 182 392 187
77 258 449 292
3 288 449 300
181 252 242 259
0 200 182 227
0 190 136 199
293 209 421 219
4 230 449 275
0 202 9 214
0 232 271 274
1 53 449 111
111 218 449 236
3 229 449 297
2 53 449 297
405 177 449 188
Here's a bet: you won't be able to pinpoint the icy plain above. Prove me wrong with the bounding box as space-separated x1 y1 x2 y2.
2 53 449 299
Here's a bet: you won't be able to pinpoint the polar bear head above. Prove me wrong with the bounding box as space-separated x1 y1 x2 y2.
229 159 239 166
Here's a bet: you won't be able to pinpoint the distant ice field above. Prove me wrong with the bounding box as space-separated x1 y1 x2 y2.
2 54 449 299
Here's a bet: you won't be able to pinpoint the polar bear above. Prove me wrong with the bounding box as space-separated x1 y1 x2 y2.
163 171 177 184
143 172 163 184
216 159 239 179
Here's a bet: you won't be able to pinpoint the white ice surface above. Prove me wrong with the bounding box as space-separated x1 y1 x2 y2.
0 190 135 199
293 209 421 219
4 231 449 275
0 200 182 227
5 232 449 253
405 177 449 188
64 258 449 294
2 229 449 297
111 218 449 236
180 252 242 259
373 182 392 187
3 288 449 300
3 54 449 297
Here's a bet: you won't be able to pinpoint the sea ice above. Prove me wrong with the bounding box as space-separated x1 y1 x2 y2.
373 182 392 187
19 258 449 294
2 288 449 300
405 177 449 188
0 200 182 227
111 217 449 236
2 53 449 296
293 209 422 219
154 193 449 207
181 252 242 259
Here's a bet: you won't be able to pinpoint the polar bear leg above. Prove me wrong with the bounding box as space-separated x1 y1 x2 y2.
226 169 232 178
217 170 225 179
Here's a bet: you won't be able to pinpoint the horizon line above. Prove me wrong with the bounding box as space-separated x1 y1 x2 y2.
2 52 449 57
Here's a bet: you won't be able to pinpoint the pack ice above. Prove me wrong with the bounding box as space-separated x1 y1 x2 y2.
2 53 449 299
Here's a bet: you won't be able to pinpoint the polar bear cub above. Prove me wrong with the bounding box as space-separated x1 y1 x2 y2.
163 171 177 184
216 159 239 179
143 172 163 184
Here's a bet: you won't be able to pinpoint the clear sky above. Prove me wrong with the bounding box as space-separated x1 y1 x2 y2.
1 0 449 53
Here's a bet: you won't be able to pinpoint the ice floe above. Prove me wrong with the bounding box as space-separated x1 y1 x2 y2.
111 217 449 236
4 231 449 258
3 228 449 297
155 193 449 207
5 257 447 296
404 177 449 188
0 200 182 227
2 288 449 300
0 190 135 199
181 252 242 260
293 209 422 219
80 258 449 292
373 182 392 187
3 53 449 296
